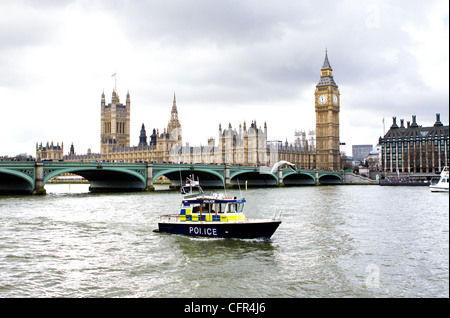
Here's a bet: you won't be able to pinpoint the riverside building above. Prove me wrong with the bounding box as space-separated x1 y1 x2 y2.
380 114 449 174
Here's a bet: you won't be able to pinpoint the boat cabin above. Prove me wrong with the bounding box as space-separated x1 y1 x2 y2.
179 197 246 222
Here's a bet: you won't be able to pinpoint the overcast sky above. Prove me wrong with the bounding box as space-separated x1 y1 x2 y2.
1 0 448 157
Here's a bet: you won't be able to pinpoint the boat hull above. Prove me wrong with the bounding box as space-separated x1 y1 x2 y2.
430 186 449 192
380 181 429 186
155 220 281 239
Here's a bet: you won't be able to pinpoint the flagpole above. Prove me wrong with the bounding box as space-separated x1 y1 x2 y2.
112 72 117 92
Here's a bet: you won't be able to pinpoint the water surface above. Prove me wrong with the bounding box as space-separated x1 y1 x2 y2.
0 184 448 297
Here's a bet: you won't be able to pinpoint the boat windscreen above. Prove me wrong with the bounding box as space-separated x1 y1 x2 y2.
188 201 244 214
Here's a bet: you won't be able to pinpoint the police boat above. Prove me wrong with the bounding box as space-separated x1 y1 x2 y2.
154 175 281 239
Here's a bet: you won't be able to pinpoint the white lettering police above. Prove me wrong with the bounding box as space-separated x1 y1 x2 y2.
189 226 218 236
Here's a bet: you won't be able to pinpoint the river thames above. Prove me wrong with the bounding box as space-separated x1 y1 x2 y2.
0 184 448 298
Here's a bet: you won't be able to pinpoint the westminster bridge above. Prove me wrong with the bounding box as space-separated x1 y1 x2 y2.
0 161 343 194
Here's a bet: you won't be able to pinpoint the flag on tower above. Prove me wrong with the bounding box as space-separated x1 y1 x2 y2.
111 72 117 91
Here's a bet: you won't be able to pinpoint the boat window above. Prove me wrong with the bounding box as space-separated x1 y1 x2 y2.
192 204 201 213
227 203 244 213
192 203 216 213
216 203 225 213
227 204 237 213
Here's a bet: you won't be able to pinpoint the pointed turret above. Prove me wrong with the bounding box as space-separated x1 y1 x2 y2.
112 90 119 104
318 49 337 87
150 128 157 147
69 143 75 155
172 93 177 113
322 49 332 70
139 123 148 147
101 90 105 107
167 93 182 143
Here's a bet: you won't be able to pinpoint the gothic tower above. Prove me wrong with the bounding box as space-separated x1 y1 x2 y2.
100 90 131 154
167 93 182 144
138 123 148 147
315 50 340 170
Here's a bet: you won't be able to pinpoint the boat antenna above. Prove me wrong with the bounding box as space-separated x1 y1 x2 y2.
223 177 227 196
237 178 243 198
178 165 183 194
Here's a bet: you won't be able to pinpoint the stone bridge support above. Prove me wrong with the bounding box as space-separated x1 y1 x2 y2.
225 165 231 188
146 163 154 191
278 168 284 186
35 162 46 195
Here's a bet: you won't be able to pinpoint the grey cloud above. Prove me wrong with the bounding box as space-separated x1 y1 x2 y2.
98 0 328 45
0 1 68 49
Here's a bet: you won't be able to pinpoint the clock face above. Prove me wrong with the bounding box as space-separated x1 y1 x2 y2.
318 94 327 105
333 94 338 105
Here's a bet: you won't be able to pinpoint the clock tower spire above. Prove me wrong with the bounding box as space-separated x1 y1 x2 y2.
315 49 341 171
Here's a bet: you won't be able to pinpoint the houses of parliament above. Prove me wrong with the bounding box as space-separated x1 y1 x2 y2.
37 51 341 171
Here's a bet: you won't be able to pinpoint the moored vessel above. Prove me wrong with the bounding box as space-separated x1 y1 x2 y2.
154 175 281 239
430 166 449 192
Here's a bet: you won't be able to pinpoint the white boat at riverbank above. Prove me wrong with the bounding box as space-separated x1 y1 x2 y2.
430 166 449 192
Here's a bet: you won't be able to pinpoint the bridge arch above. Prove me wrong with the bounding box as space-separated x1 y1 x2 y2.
44 166 147 192
0 169 34 193
318 173 342 185
153 167 225 188
230 170 278 187
282 171 315 185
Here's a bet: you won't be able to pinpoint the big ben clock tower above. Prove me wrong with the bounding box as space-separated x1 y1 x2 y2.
315 50 340 171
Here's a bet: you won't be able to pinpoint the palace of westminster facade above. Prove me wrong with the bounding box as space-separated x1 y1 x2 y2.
37 51 344 170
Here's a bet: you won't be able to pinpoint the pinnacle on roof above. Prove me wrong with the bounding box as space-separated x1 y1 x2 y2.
172 93 178 113
322 49 332 70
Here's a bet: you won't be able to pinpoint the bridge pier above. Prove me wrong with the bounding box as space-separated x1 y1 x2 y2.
146 163 155 191
225 165 231 188
34 162 46 195
278 168 284 186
